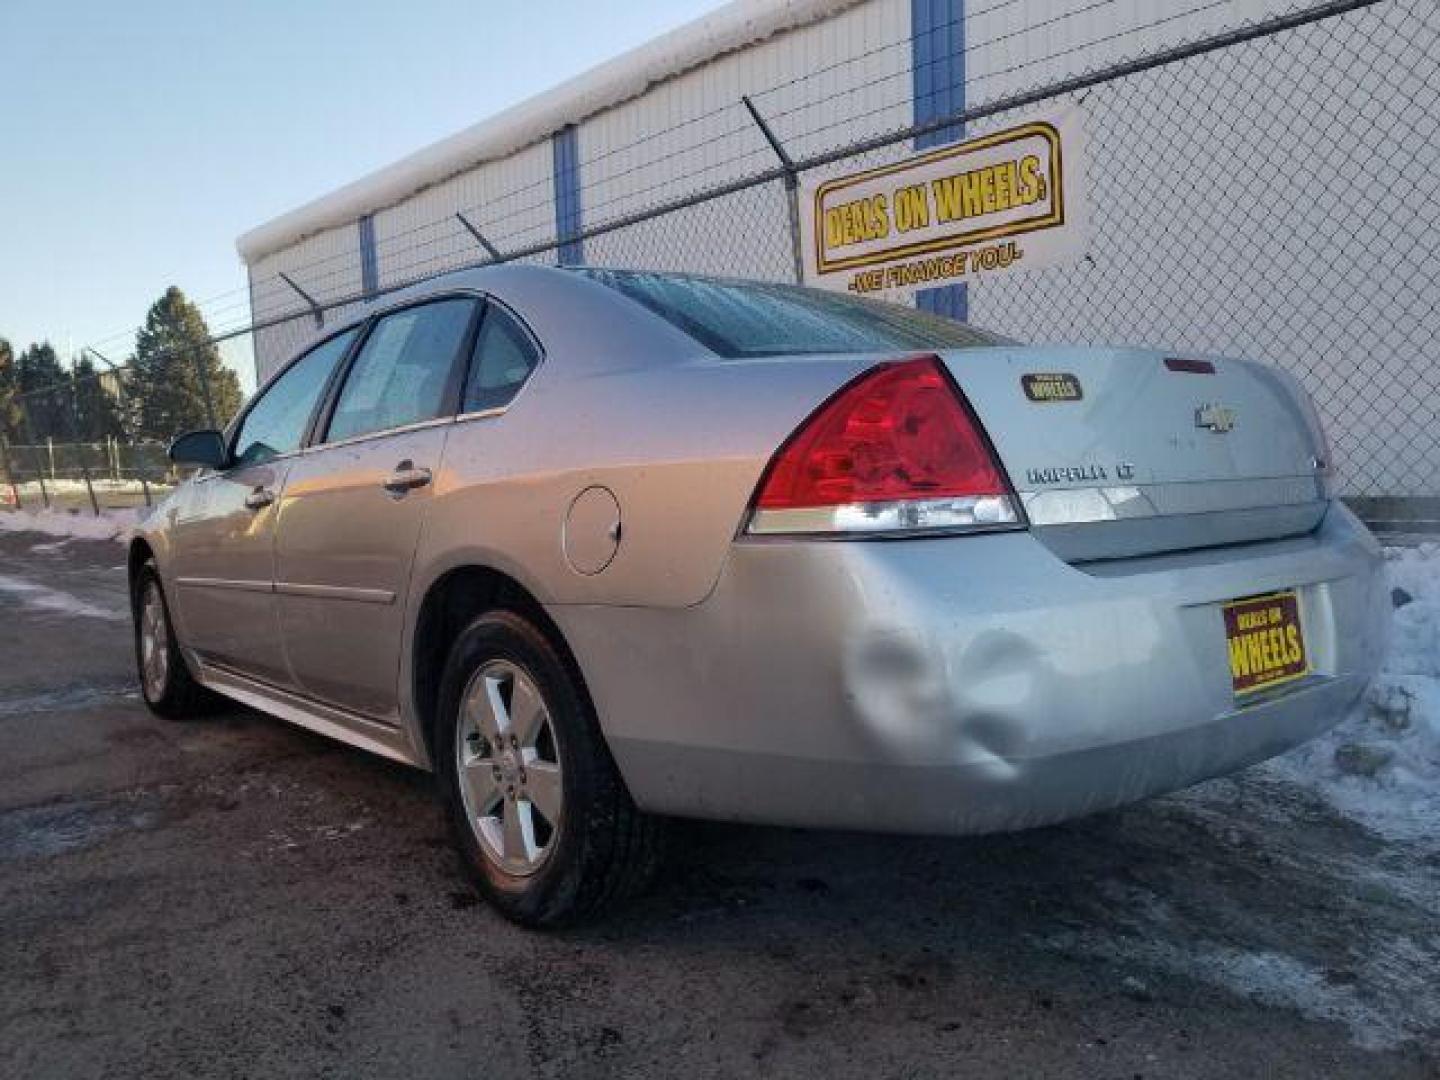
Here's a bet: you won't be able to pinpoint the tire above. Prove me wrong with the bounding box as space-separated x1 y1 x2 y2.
435 609 665 927
132 561 213 719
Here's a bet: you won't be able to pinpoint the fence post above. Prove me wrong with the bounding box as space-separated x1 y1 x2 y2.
279 272 325 329
0 437 20 510
81 466 100 517
14 398 48 509
741 95 806 284
456 212 505 262
29 446 50 509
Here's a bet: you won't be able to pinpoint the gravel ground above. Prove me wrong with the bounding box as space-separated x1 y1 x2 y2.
2 530 1437 1079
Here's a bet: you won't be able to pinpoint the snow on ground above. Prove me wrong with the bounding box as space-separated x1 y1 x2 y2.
0 572 125 621
0 507 146 543
1046 915 1425 1052
8 478 165 494
1270 543 1440 843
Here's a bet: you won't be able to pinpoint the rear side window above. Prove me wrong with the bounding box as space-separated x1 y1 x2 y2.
326 298 477 442
463 305 540 412
579 269 1008 358
232 328 356 467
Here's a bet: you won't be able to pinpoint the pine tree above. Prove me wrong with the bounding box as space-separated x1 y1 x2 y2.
15 342 72 441
0 338 22 442
130 287 243 440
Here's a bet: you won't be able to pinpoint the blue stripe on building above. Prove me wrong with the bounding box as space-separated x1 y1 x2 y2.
553 125 583 266
911 0 967 321
358 213 379 298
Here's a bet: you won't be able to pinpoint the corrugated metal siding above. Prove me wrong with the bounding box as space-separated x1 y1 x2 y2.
370 140 555 289
581 0 910 277
249 222 363 381
581 0 909 220
964 0 1297 105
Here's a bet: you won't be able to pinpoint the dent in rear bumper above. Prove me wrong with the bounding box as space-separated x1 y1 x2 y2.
551 504 1386 833
607 673 1363 833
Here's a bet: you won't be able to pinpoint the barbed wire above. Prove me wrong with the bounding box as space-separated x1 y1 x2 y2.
237 0 1282 315
55 0 1342 359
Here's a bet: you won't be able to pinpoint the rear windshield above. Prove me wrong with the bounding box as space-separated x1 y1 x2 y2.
577 269 1009 358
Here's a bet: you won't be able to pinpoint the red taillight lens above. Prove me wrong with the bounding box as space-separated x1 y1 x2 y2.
748 356 1021 535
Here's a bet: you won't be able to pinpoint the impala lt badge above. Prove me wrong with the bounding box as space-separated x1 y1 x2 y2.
1025 462 1139 485
1026 464 1108 484
1195 403 1236 433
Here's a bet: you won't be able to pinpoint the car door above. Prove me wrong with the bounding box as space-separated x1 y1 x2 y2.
273 296 480 719
168 327 359 686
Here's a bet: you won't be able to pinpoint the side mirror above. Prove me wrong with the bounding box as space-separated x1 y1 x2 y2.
168 429 228 469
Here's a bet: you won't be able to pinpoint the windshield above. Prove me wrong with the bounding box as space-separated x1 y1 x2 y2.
577 269 1011 358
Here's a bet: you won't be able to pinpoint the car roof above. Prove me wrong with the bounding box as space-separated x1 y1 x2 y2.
271 263 711 387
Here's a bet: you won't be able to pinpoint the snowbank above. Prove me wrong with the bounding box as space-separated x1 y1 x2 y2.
9 478 164 495
0 507 145 544
1272 544 1440 842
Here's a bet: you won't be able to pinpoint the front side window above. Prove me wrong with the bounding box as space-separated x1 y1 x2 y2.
463 305 540 412
579 269 1009 358
232 328 357 467
326 298 477 443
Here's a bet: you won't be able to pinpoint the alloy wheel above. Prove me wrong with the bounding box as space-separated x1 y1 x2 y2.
139 581 170 701
455 659 564 876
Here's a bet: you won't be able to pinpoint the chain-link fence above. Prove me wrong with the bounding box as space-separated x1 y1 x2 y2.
0 439 171 514
5 0 1435 536
1 331 253 516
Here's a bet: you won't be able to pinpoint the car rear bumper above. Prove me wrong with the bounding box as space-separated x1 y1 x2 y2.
551 503 1387 834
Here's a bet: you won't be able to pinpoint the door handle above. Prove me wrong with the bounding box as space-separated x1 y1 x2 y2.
244 486 275 511
383 462 432 496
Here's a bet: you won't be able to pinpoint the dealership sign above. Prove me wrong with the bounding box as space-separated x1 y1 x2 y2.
800 107 1087 296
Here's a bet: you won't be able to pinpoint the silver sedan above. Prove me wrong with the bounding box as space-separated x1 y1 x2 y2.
130 266 1387 925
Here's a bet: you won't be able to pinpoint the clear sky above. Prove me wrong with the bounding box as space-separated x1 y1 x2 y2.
0 0 723 389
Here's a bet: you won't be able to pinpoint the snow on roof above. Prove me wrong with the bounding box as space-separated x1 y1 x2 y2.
236 0 864 264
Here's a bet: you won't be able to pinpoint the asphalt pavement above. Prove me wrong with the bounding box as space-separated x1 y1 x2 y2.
2 528 1436 1079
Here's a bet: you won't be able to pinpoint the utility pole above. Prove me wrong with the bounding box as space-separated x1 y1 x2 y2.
86 346 132 441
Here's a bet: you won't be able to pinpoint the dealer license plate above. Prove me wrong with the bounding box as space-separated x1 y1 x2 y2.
1223 590 1309 697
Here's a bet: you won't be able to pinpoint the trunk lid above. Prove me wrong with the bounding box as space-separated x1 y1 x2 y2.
940 346 1329 562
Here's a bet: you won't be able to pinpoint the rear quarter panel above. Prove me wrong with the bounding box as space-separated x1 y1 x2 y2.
414 352 881 609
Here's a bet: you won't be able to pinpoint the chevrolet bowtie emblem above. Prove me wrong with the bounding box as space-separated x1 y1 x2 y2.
1195 403 1236 433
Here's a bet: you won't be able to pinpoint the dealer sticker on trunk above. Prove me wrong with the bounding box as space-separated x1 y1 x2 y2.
1223 590 1308 696
1021 372 1082 401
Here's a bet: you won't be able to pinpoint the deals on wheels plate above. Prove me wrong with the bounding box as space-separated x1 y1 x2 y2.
800 105 1089 298
1223 590 1309 697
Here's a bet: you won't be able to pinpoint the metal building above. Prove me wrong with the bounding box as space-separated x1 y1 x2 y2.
236 0 1438 522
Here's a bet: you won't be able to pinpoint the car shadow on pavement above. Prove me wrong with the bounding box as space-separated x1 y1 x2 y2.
204 699 1437 1057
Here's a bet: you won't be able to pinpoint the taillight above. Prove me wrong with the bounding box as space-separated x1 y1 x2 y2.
746 355 1022 536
